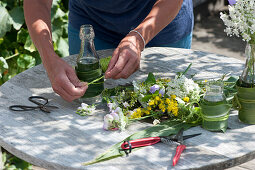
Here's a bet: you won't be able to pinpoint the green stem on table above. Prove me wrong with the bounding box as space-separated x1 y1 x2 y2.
178 63 192 78
129 111 162 122
87 75 104 86
5 53 19 60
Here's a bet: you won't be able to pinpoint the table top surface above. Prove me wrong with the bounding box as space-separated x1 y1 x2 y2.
0 47 252 170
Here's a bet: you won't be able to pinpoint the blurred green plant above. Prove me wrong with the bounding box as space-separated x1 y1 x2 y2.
2 150 32 170
0 0 69 168
0 0 69 85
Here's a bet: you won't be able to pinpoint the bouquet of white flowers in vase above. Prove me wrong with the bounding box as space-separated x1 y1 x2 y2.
220 0 255 124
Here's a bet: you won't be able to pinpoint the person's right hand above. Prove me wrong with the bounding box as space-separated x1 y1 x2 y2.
43 54 88 102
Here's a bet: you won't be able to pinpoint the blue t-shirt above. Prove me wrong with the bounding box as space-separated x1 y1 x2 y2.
69 0 193 46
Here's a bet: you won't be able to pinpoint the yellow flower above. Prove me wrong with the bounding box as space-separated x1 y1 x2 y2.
171 95 176 99
160 99 164 104
204 79 208 83
148 100 154 106
130 108 144 119
183 97 190 102
162 78 171 82
174 101 178 107
165 98 171 104
147 106 152 111
155 96 160 101
137 108 142 114
167 105 172 113
154 99 158 105
158 103 164 110
130 111 138 119
161 107 166 113
144 110 150 115
173 109 178 116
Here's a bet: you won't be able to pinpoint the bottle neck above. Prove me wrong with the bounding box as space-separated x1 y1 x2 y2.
80 38 95 58
204 83 226 102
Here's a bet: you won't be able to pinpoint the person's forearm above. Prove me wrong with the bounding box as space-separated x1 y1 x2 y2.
24 0 57 65
134 0 183 47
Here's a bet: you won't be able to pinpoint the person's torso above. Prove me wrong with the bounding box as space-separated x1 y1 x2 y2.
69 0 193 46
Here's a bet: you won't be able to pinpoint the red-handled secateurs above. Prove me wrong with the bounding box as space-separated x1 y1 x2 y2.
121 128 201 166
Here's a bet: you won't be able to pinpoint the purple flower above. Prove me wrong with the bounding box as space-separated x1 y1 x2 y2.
159 88 165 96
123 102 130 108
107 102 117 112
228 0 236 5
114 107 122 113
149 84 160 94
110 112 119 121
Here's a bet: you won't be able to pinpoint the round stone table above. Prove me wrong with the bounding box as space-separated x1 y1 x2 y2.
0 47 252 170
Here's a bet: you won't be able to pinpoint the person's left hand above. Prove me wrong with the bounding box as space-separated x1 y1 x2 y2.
104 32 144 79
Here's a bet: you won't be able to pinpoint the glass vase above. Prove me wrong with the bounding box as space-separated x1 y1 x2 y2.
239 43 255 87
75 25 104 104
235 43 255 124
200 81 231 132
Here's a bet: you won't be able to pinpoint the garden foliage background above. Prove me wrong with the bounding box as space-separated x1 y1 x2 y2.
0 0 69 85
0 0 69 168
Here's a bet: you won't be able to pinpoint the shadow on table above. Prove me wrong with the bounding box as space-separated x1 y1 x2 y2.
139 49 243 80
0 49 251 170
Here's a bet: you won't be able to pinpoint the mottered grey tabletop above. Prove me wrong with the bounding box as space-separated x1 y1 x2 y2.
0 47 253 170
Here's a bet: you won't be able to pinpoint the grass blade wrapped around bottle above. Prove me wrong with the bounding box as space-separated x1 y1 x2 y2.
234 81 255 124
200 100 232 133
76 57 104 99
200 80 232 132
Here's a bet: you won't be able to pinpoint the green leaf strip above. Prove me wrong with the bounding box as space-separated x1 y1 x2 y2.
234 85 255 124
100 56 111 73
200 103 232 121
178 63 192 78
87 75 104 85
200 102 231 132
83 120 192 166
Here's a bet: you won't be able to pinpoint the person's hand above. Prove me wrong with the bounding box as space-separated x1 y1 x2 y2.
43 54 88 102
105 32 144 79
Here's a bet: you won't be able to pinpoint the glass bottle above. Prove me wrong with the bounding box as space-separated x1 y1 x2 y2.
239 43 255 88
203 81 226 104
201 81 228 132
75 24 104 104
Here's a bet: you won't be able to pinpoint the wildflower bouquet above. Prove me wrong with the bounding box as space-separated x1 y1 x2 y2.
101 64 202 131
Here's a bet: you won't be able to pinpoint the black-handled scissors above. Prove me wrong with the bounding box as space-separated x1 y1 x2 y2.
9 96 59 113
